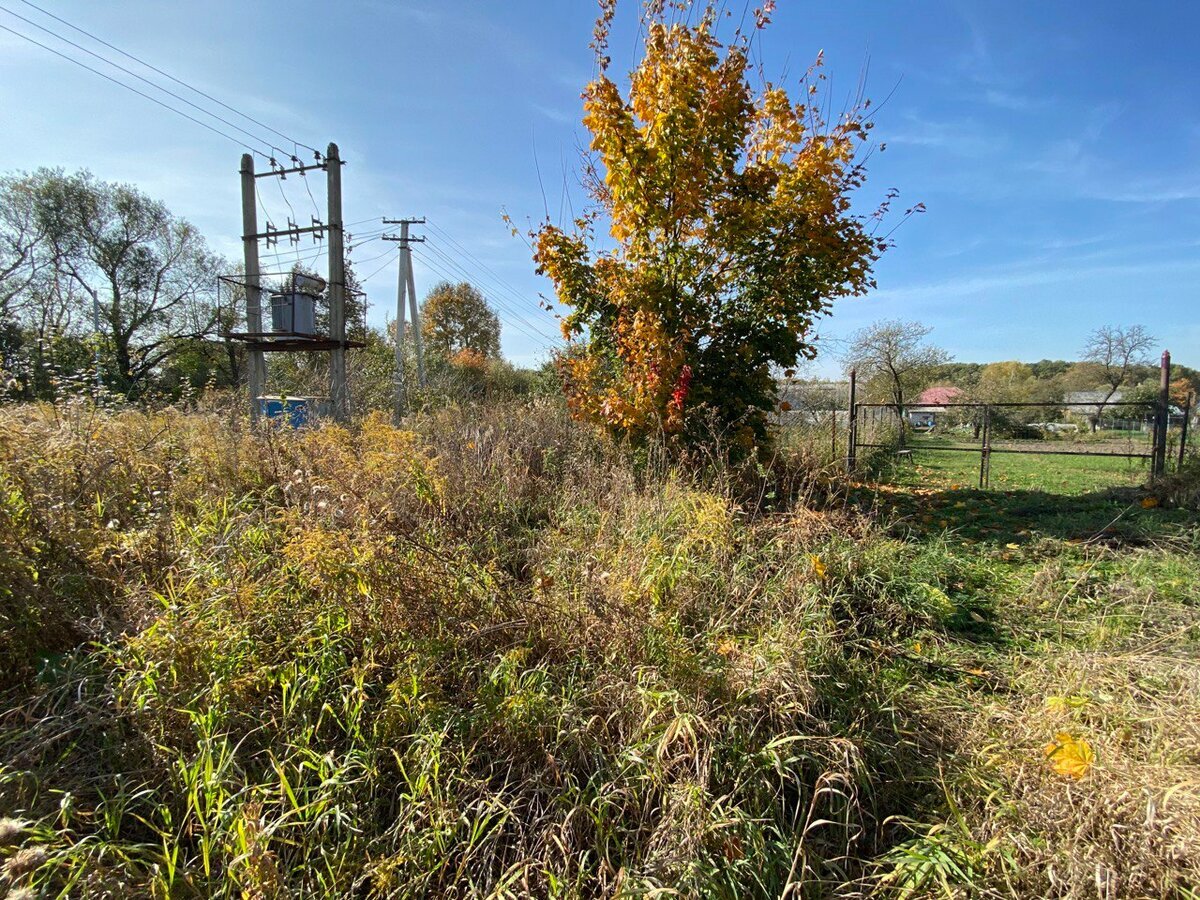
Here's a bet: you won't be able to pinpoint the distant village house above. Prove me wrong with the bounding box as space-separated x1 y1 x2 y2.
906 385 963 430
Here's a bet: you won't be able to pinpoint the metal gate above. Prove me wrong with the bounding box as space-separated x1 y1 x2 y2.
845 353 1192 489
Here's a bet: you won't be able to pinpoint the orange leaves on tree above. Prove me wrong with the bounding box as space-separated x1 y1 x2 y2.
558 306 687 435
449 348 489 373
1169 377 1194 408
533 0 887 450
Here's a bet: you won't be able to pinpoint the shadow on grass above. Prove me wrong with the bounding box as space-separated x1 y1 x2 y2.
856 482 1198 548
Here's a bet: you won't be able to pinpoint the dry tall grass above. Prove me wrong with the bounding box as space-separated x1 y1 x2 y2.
0 397 1196 897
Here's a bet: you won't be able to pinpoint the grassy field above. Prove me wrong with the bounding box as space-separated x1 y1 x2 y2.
892 446 1150 494
0 399 1197 897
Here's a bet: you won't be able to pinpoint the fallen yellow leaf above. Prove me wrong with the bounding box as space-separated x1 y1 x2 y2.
1044 732 1093 779
1045 695 1088 713
809 554 827 579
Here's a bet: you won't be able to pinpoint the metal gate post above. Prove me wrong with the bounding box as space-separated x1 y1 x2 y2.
846 368 858 473
979 405 992 489
1179 391 1193 472
1153 350 1171 478
830 408 837 464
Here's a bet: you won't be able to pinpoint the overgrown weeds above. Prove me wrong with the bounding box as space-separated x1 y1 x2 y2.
0 398 1196 897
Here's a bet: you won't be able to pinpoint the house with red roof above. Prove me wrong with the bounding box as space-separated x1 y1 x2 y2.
916 386 965 407
907 385 964 430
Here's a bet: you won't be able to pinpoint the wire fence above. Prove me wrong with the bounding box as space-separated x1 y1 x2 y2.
847 397 1192 491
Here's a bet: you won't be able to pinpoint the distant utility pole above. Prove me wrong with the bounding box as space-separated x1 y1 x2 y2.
327 142 348 421
383 217 426 421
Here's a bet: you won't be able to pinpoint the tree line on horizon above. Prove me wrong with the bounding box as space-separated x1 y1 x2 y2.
827 319 1198 436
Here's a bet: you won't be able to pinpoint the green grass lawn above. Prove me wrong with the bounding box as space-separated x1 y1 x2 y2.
913 447 1145 493
879 436 1151 495
861 447 1182 547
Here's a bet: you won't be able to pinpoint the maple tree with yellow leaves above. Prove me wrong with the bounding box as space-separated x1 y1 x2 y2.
532 0 904 452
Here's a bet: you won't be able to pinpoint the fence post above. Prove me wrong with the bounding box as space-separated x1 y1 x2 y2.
1179 391 1193 472
846 368 857 474
978 405 992 489
1153 350 1171 478
830 407 837 464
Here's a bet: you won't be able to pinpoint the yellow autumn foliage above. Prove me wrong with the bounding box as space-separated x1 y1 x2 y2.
532 1 887 447
1044 732 1094 779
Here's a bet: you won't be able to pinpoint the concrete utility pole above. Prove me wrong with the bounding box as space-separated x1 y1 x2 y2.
383 218 426 421
239 153 266 422
392 246 409 422
326 143 349 422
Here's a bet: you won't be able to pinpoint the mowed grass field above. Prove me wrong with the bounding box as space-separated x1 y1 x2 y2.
891 432 1155 494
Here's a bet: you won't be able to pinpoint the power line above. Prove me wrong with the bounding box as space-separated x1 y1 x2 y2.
418 230 554 330
411 244 549 346
254 183 275 228
258 244 325 263
357 248 400 284
0 3 286 159
257 245 326 275
347 227 390 249
274 174 298 229
418 237 561 344
300 168 322 222
14 0 320 158
349 246 399 268
419 238 561 345
0 22 258 153
411 244 556 349
424 218 557 328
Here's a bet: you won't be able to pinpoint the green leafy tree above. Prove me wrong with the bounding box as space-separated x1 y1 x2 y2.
420 281 501 360
1 171 82 398
18 169 224 397
962 361 1057 436
530 0 897 453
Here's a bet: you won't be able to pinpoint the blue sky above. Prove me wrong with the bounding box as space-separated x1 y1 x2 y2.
1 0 1197 374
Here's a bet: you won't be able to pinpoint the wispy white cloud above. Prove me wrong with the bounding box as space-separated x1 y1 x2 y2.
530 103 577 126
385 3 441 28
982 88 1043 112
1025 129 1200 204
868 256 1200 306
886 113 997 155
1082 183 1200 203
